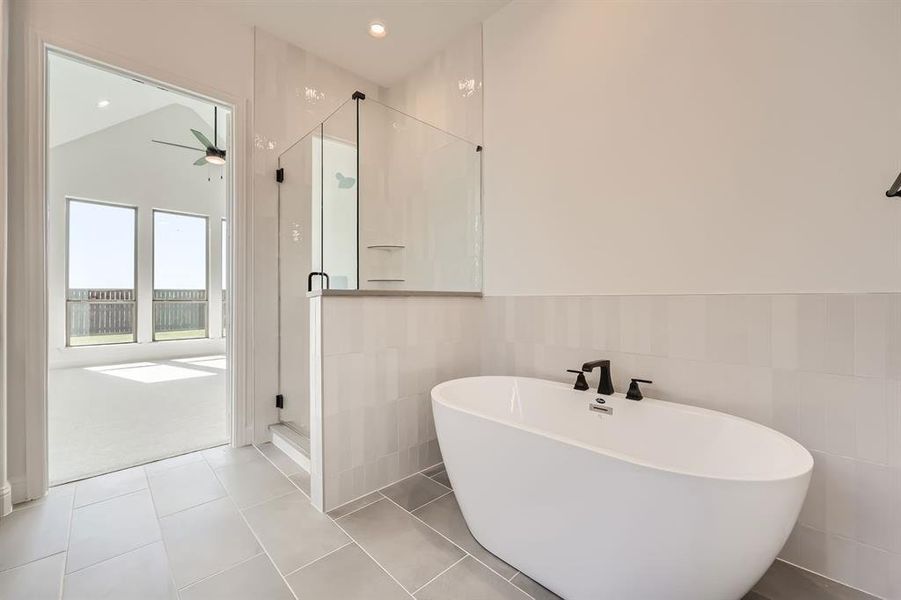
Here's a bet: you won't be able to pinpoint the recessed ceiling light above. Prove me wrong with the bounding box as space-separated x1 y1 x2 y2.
96 99 110 108
368 20 387 38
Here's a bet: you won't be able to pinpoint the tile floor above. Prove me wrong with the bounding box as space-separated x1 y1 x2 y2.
0 444 881 600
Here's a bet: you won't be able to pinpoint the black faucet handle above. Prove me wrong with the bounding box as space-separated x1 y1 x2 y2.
626 378 653 401
567 369 589 391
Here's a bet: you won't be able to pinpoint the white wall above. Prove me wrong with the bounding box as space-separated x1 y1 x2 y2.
383 24 483 146
480 2 901 596
47 104 227 369
253 28 381 441
7 0 255 502
483 0 901 296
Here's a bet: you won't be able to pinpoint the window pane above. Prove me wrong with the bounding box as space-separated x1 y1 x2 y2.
153 211 208 341
67 200 136 346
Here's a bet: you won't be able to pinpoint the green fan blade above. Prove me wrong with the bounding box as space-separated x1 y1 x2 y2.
191 129 214 149
194 156 208 166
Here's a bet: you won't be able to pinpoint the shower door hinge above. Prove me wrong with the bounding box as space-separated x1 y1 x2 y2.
276 394 284 409
276 168 284 183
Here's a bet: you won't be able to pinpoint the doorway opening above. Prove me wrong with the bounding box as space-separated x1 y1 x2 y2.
46 51 232 484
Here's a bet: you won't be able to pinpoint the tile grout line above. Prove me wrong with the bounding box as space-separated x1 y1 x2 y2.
58 482 77 598
253 443 312 500
177 550 267 593
328 502 417 599
141 464 182 599
238 488 299 513
281 541 354 578
405 489 452 513
380 493 538 600
209 446 301 600
63 538 163 578
330 492 386 521
411 555 467 595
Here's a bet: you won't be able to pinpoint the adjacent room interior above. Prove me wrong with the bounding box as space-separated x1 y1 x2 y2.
46 51 230 484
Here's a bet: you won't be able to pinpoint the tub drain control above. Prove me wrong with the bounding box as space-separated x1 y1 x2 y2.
595 397 606 404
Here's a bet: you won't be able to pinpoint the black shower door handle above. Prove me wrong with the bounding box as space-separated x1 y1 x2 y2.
307 271 330 292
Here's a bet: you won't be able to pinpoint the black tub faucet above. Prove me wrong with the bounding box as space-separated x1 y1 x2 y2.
567 369 589 391
582 359 615 395
626 378 653 401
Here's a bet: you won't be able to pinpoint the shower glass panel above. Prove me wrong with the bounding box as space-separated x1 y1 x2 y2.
358 100 481 292
320 101 359 290
277 127 318 435
276 93 481 436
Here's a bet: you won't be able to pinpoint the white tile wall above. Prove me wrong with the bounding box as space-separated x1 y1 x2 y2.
314 292 898 597
317 296 481 511
479 293 901 599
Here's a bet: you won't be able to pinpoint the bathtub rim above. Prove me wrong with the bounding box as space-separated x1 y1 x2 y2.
432 375 813 485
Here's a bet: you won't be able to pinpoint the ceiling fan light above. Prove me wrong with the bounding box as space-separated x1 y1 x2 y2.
205 154 226 166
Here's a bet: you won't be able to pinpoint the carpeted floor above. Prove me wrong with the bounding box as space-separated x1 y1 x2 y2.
48 355 228 484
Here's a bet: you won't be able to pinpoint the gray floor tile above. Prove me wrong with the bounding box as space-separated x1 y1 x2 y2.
415 556 529 600
67 489 161 573
180 554 294 600
752 559 878 600
286 543 409 600
202 444 262 470
148 460 226 517
421 464 444 478
510 572 562 600
159 496 261 588
243 491 348 574
0 552 66 600
0 492 73 571
431 470 452 489
744 592 768 600
63 541 176 600
290 471 311 496
144 450 205 477
413 493 515 579
214 456 296 509
73 466 147 508
326 492 383 519
257 442 301 477
381 474 450 511
337 498 464 592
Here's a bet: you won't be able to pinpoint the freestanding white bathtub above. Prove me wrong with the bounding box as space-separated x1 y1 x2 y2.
431 376 812 600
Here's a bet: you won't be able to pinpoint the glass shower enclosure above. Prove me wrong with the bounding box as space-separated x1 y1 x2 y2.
276 92 481 434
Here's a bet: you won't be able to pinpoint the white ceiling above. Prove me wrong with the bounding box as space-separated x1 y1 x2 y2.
213 0 509 86
48 52 226 148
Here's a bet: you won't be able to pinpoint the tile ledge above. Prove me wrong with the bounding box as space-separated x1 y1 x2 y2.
308 289 482 298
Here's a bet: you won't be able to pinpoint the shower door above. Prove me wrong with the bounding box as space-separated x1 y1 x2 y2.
277 132 317 435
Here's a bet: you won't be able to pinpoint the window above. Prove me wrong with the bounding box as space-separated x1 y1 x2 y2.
153 210 208 341
66 199 137 346
221 219 227 337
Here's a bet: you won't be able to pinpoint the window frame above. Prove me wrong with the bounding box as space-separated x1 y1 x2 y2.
151 208 211 342
65 197 139 347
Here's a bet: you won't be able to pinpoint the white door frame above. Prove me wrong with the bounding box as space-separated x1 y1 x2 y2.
19 30 253 501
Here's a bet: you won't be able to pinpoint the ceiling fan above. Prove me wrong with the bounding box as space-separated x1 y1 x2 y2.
151 106 226 166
